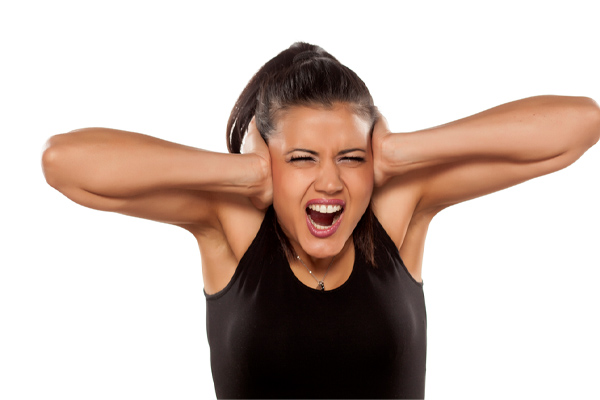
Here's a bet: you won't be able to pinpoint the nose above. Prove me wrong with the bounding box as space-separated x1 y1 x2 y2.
314 161 343 194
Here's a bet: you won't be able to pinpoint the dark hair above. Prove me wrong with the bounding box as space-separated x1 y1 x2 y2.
227 42 378 266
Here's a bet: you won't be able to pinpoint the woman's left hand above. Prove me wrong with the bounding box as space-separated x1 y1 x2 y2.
372 109 392 187
241 117 273 210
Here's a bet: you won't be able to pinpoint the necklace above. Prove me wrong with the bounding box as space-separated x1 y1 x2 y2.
296 254 336 291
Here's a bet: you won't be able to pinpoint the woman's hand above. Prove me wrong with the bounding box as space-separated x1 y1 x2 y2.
241 117 273 210
372 110 393 187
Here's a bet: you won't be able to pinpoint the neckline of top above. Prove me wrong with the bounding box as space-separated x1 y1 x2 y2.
282 237 359 294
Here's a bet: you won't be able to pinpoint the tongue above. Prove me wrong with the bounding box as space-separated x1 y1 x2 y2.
308 209 335 226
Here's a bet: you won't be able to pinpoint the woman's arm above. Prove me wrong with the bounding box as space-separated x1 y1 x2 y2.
374 95 600 214
42 123 271 229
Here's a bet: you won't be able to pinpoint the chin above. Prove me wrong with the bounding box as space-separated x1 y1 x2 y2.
274 200 364 261
298 234 348 260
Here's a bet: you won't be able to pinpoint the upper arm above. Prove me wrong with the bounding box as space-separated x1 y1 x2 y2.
414 150 582 215
54 184 220 232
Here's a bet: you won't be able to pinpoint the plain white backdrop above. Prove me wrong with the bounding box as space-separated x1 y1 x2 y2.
1 1 598 399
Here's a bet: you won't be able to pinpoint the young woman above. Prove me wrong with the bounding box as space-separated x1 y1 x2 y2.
41 42 600 399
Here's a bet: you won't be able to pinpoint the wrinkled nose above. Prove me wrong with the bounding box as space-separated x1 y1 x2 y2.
314 162 343 194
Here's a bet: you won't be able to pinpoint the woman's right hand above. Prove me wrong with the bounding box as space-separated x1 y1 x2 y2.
241 117 273 210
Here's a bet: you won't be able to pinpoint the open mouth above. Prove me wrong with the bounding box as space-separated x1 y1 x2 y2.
306 204 344 230
304 201 345 238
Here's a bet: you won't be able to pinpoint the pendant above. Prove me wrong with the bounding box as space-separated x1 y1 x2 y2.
317 281 325 291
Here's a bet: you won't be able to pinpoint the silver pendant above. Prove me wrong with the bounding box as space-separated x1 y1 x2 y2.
317 281 325 291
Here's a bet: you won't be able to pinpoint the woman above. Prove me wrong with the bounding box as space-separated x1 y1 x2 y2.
42 42 600 399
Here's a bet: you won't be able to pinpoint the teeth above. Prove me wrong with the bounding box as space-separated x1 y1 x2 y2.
308 212 342 230
308 204 342 214
310 218 329 230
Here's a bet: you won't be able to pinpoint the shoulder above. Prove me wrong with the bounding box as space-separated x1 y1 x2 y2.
181 193 267 295
371 172 429 249
371 173 442 284
214 193 267 261
178 191 266 262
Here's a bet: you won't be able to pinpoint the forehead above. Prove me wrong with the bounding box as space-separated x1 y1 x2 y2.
272 104 371 148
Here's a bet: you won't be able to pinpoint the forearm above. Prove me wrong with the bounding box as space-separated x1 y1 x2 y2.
381 95 600 175
42 127 268 198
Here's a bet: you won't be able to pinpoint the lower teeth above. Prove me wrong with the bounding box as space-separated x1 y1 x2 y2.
309 213 341 230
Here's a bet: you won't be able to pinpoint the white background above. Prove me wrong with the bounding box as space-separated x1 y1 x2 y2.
1 1 599 399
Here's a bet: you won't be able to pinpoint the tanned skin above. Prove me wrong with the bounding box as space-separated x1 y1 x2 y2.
42 96 600 294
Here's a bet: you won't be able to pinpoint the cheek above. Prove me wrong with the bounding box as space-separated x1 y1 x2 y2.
272 164 305 202
343 167 374 203
271 164 312 228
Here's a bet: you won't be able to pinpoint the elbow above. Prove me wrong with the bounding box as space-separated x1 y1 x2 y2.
583 97 600 147
572 96 600 149
557 97 600 165
41 133 70 189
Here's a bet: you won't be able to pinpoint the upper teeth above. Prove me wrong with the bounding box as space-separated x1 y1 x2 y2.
308 204 342 214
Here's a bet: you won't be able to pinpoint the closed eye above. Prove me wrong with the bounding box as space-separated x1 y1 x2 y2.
340 156 365 163
288 155 316 163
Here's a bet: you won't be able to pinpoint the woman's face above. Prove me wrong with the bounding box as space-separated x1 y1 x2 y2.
268 103 374 260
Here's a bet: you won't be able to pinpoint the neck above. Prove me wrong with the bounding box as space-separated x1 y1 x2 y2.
293 237 353 273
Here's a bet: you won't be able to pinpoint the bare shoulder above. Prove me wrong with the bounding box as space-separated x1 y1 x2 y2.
214 193 267 260
179 192 266 295
372 169 435 247
371 171 441 283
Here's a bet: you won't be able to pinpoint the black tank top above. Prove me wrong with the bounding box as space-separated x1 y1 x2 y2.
205 206 427 399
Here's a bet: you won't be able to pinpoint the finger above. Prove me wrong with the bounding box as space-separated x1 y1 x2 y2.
247 116 257 132
373 108 391 134
241 118 256 154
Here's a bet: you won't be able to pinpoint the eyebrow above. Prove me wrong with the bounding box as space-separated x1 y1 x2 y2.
286 148 366 156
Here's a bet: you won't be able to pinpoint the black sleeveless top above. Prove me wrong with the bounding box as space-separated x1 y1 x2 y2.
205 206 427 399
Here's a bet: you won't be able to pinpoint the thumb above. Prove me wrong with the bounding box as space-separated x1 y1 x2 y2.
241 117 259 155
373 107 391 136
